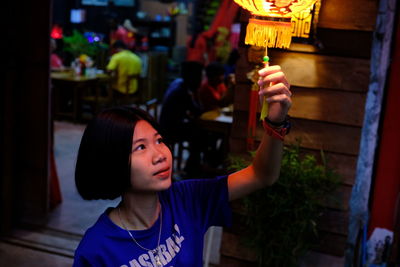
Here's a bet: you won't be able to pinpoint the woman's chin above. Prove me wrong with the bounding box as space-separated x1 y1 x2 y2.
154 176 172 191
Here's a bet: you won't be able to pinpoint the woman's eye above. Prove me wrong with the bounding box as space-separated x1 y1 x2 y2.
134 144 145 151
156 138 164 144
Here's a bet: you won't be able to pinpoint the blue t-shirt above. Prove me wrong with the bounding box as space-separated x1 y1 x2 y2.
73 176 232 267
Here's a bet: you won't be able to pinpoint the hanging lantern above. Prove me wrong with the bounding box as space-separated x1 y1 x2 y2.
233 0 318 49
234 0 318 150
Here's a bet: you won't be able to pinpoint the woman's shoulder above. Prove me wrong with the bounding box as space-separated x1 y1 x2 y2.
77 208 116 249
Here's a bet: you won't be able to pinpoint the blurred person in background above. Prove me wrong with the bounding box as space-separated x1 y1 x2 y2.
196 61 235 169
197 61 234 113
50 38 64 71
106 40 142 103
159 61 204 177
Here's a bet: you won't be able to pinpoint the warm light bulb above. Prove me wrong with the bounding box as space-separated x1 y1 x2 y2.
262 1 273 12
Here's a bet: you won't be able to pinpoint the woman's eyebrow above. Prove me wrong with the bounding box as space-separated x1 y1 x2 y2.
133 133 160 144
133 138 146 145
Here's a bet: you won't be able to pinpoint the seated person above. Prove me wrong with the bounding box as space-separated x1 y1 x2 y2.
106 40 142 101
50 38 64 71
197 62 236 169
197 62 234 113
159 61 204 176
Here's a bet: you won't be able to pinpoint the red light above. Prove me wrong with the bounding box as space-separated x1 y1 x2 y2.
51 25 63 39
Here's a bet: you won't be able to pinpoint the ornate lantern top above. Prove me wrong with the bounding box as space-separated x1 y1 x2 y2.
233 0 317 18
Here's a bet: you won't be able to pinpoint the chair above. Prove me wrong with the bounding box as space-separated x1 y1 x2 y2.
111 74 143 107
81 75 113 119
173 139 190 172
144 98 159 121
166 121 192 173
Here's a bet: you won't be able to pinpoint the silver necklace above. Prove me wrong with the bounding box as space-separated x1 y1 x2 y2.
118 204 163 266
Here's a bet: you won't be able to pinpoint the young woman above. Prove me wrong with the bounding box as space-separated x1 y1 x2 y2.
73 65 292 267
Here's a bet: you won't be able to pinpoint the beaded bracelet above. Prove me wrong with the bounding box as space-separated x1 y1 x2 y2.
262 117 291 141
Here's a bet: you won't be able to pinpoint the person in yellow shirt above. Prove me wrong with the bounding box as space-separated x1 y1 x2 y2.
107 40 142 99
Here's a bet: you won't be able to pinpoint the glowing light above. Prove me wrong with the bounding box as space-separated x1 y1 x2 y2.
51 25 63 39
232 0 318 48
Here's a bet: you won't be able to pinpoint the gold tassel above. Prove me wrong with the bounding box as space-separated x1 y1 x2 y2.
260 96 269 120
245 18 292 49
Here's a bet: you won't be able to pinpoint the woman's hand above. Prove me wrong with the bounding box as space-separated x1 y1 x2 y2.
258 65 292 123
228 65 291 200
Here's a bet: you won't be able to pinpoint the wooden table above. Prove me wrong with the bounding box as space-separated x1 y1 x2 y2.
197 109 233 136
51 71 110 121
196 109 233 165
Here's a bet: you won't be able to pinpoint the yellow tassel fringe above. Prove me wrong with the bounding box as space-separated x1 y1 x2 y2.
245 18 292 49
260 98 269 121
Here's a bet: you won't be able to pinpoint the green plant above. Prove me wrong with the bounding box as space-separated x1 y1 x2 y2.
228 144 340 266
63 30 108 59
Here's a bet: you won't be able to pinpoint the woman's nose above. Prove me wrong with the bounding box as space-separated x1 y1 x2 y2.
152 146 167 164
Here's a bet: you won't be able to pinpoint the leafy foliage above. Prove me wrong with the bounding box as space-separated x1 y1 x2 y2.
63 30 108 58
229 144 340 266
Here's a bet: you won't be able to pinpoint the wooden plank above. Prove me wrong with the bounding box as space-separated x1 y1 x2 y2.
321 184 352 211
285 119 362 155
317 209 349 235
232 111 362 155
290 87 365 126
318 0 379 31
236 48 371 92
317 28 374 59
300 149 357 186
269 50 371 92
313 232 347 256
234 86 366 127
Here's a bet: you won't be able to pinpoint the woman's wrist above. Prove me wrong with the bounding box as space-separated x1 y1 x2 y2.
263 116 291 141
265 116 288 127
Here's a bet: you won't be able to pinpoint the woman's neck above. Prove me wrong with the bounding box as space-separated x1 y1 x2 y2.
118 192 160 230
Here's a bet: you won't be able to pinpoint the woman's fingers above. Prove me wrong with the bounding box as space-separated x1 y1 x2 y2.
258 71 290 90
265 93 292 107
258 82 292 98
258 65 292 100
258 65 282 76
256 65 292 122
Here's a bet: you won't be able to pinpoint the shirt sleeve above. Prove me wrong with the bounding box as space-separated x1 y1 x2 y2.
171 176 232 231
73 253 93 267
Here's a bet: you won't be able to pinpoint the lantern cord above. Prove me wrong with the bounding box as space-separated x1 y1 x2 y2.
260 46 269 120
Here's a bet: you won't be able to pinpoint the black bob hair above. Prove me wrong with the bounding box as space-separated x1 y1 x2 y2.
75 106 162 200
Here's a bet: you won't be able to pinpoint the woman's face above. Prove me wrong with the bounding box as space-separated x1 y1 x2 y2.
129 120 172 192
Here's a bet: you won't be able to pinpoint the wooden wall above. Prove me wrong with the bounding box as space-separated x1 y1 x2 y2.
221 0 379 264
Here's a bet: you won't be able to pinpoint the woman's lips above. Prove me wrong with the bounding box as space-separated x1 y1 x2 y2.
153 168 170 178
